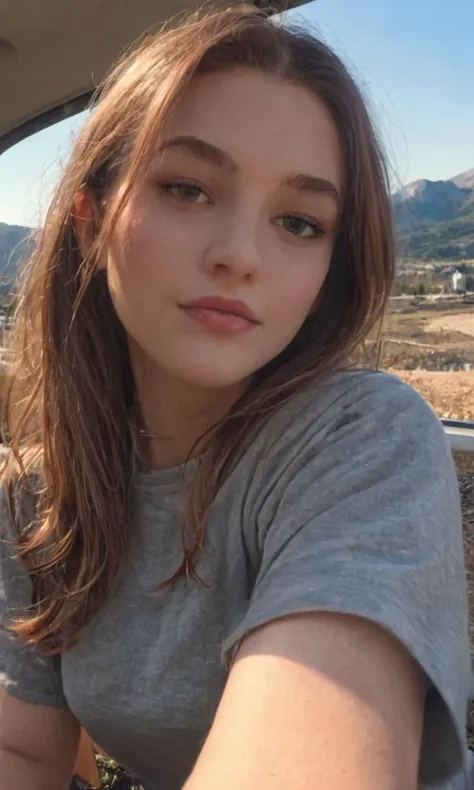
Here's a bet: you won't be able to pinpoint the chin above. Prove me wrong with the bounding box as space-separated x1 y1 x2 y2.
157 348 262 391
173 363 251 391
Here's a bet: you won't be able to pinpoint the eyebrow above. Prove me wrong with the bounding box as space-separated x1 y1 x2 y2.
158 135 340 204
158 135 237 173
283 173 340 205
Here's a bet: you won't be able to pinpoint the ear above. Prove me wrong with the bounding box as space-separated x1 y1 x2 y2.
73 188 105 269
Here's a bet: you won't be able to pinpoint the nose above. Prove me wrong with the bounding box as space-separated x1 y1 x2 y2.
202 210 262 285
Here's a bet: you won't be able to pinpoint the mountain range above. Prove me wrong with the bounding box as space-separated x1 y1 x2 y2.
393 168 474 260
1 167 473 285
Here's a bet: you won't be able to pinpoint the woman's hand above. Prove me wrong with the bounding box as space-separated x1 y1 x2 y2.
184 611 426 790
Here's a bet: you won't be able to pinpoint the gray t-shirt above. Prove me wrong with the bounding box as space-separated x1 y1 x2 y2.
1 370 472 789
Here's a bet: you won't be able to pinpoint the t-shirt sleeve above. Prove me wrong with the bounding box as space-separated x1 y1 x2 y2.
0 480 67 707
222 373 472 788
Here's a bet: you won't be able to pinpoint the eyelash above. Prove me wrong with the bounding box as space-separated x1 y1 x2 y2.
277 215 326 239
160 180 209 203
159 180 326 239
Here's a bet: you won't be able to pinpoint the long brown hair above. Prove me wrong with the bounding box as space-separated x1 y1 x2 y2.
1 4 395 654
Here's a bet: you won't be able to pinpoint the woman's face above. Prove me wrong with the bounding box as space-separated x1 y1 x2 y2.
104 67 343 390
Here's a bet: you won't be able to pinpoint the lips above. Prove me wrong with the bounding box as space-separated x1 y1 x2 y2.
180 296 260 334
181 296 259 323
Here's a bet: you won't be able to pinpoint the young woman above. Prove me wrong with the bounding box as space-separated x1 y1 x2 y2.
0 6 471 790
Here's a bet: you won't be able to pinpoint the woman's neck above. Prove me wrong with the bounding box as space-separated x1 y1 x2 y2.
133 362 245 470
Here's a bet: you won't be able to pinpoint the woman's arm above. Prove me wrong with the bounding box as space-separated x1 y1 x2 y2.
0 689 80 790
184 611 426 790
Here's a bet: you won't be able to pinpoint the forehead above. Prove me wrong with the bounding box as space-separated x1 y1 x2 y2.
161 68 343 192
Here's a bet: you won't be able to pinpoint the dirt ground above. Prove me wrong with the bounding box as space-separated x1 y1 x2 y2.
391 369 474 420
357 304 474 374
428 312 474 338
375 304 474 419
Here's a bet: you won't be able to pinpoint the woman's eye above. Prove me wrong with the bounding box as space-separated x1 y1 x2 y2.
161 181 208 203
278 215 325 239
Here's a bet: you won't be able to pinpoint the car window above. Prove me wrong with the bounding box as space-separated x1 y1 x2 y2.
0 111 86 383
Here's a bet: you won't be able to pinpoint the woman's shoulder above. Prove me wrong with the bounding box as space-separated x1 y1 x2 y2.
258 368 445 461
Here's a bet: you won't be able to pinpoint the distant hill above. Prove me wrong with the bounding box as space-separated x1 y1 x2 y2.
451 168 474 190
0 222 34 291
393 168 474 261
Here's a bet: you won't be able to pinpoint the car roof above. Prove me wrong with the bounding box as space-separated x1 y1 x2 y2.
0 0 306 153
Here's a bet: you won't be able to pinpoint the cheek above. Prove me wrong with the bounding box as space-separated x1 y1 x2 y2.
272 254 331 327
106 202 183 289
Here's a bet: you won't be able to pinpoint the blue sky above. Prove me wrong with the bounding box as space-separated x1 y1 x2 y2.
1 0 473 227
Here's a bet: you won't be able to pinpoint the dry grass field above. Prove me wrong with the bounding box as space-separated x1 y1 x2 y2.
376 301 474 420
393 369 474 420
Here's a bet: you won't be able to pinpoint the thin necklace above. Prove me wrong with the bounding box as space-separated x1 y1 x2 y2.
138 427 163 441
133 404 164 441
136 415 173 443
